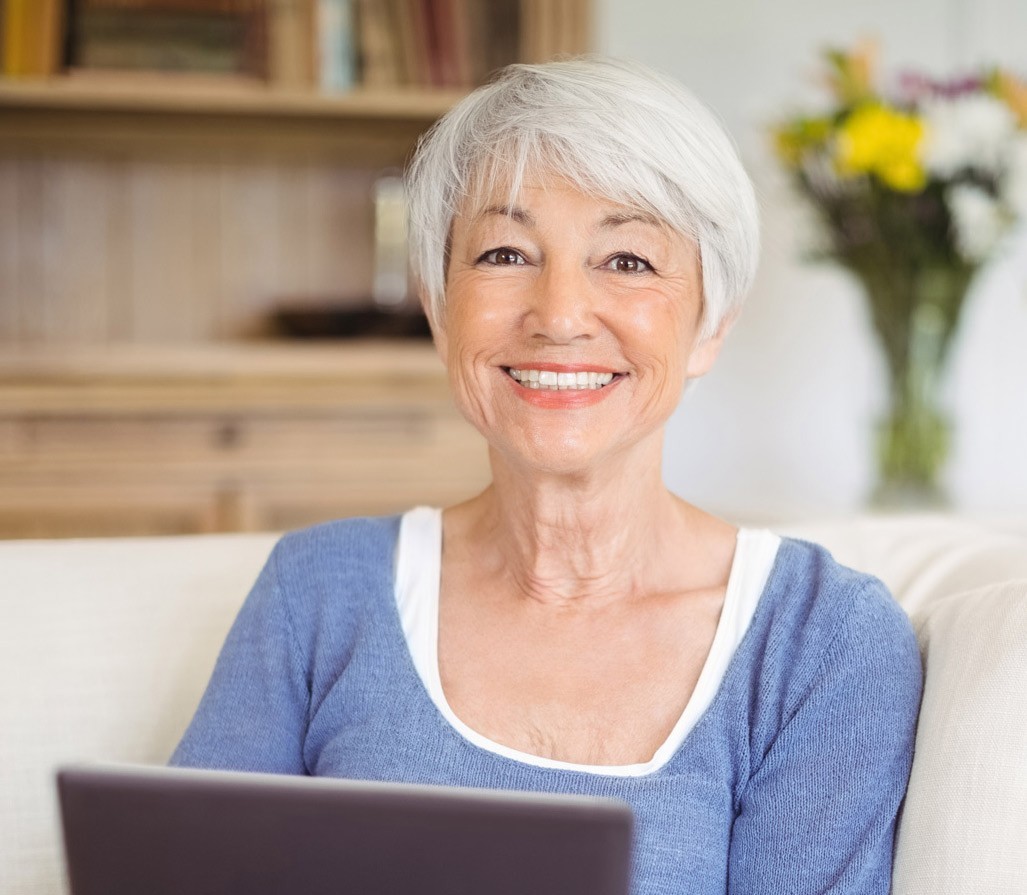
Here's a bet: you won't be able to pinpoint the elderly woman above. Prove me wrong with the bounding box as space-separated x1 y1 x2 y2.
172 58 922 893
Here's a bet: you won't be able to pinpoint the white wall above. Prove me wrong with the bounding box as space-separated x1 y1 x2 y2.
596 0 1027 520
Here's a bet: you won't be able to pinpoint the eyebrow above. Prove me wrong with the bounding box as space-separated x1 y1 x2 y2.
476 204 535 226
474 205 662 231
598 211 662 229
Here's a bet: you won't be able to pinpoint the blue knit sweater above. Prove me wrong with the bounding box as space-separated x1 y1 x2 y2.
171 515 922 894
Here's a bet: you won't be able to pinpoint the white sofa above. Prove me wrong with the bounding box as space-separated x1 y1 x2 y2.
2 516 1026 894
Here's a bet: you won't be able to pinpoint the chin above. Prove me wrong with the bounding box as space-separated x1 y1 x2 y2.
491 432 617 479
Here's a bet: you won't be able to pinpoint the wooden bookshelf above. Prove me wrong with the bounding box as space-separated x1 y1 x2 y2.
0 342 492 538
0 0 592 161
0 1 591 536
0 74 465 163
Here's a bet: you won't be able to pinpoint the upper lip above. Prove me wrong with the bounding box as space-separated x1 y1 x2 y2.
503 363 624 374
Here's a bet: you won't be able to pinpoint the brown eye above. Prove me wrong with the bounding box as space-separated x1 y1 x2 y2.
608 254 652 273
482 248 525 265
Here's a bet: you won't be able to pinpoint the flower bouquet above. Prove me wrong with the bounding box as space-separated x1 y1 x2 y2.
773 43 1027 505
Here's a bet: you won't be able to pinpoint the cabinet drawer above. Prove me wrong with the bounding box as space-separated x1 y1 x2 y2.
0 410 491 538
0 409 480 472
0 483 227 539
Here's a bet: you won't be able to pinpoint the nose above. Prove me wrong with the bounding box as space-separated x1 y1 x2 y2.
524 259 600 344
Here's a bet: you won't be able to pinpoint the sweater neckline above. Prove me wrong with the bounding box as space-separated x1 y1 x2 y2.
386 508 782 778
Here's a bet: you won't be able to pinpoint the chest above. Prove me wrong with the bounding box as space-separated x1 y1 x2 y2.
310 680 737 895
437 589 724 766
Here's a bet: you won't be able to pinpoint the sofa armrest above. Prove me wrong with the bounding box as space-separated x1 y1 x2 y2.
893 579 1027 895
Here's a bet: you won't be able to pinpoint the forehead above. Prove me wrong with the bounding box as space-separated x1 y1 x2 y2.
457 172 669 233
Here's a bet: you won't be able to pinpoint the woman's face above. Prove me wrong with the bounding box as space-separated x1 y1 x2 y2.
433 177 729 476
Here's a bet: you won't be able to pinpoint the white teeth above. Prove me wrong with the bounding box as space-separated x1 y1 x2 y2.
506 368 618 391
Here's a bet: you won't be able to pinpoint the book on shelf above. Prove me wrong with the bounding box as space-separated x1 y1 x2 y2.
2 0 590 94
520 0 592 66
316 0 355 92
354 0 395 87
65 0 268 78
266 0 314 86
2 0 66 77
351 0 589 92
355 0 521 91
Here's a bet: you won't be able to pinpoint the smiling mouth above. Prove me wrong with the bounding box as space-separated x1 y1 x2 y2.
504 368 624 391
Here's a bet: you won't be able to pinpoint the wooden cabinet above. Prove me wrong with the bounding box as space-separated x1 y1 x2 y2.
0 343 492 538
0 5 594 344
0 2 590 537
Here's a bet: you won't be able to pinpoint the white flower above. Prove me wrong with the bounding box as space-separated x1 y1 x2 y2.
1002 134 1027 217
947 183 1006 262
921 94 1018 178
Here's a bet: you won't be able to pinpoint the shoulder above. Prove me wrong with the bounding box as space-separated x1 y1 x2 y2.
269 512 402 603
749 536 922 724
261 514 403 647
272 513 401 573
724 539 923 888
766 536 917 654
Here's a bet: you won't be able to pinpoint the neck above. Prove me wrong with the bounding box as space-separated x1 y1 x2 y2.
450 440 694 608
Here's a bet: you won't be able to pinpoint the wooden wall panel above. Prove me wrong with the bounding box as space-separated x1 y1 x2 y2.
0 153 382 345
104 161 134 341
303 163 376 303
13 158 50 342
127 160 206 341
0 162 18 341
217 159 287 338
48 158 115 341
275 163 316 301
214 161 378 336
188 162 225 340
21 156 110 342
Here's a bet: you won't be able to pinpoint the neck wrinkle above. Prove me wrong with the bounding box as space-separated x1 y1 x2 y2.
464 444 692 608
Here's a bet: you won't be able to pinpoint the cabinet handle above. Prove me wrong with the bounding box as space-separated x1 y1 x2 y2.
214 422 242 449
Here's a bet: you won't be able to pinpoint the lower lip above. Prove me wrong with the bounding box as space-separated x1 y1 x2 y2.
505 374 622 408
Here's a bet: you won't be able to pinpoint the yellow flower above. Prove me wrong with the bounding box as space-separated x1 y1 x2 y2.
773 117 832 167
824 38 878 105
992 70 1027 128
835 103 927 192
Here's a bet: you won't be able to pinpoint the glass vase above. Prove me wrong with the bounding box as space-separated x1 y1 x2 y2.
861 267 974 509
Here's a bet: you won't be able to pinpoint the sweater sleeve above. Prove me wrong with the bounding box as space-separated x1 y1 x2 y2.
727 579 923 894
169 541 311 774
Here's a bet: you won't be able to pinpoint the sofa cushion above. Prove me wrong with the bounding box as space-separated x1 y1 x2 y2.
3 518 1025 894
892 579 1027 895
0 534 275 895
782 514 1027 614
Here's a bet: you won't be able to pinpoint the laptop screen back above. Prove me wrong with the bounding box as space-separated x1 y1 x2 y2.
58 764 633 895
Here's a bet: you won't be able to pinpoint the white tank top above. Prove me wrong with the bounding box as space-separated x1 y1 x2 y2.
394 506 780 776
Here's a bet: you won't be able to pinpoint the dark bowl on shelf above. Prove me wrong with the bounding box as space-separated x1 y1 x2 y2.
272 304 433 341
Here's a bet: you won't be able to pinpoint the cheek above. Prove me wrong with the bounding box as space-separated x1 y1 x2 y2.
617 292 696 364
442 293 504 395
443 278 523 355
622 301 674 340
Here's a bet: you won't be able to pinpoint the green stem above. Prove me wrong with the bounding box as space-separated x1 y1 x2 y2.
856 267 972 506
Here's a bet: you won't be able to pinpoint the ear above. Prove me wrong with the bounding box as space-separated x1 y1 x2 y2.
684 311 737 379
419 288 448 365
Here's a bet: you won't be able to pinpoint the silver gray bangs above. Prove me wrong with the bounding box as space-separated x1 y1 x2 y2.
405 56 760 341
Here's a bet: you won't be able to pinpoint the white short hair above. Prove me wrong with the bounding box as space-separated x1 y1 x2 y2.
405 56 760 341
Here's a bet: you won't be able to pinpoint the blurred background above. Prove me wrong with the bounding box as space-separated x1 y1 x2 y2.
596 0 1027 521
0 0 1024 539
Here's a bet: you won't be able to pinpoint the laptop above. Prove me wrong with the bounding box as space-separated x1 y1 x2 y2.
58 764 634 895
